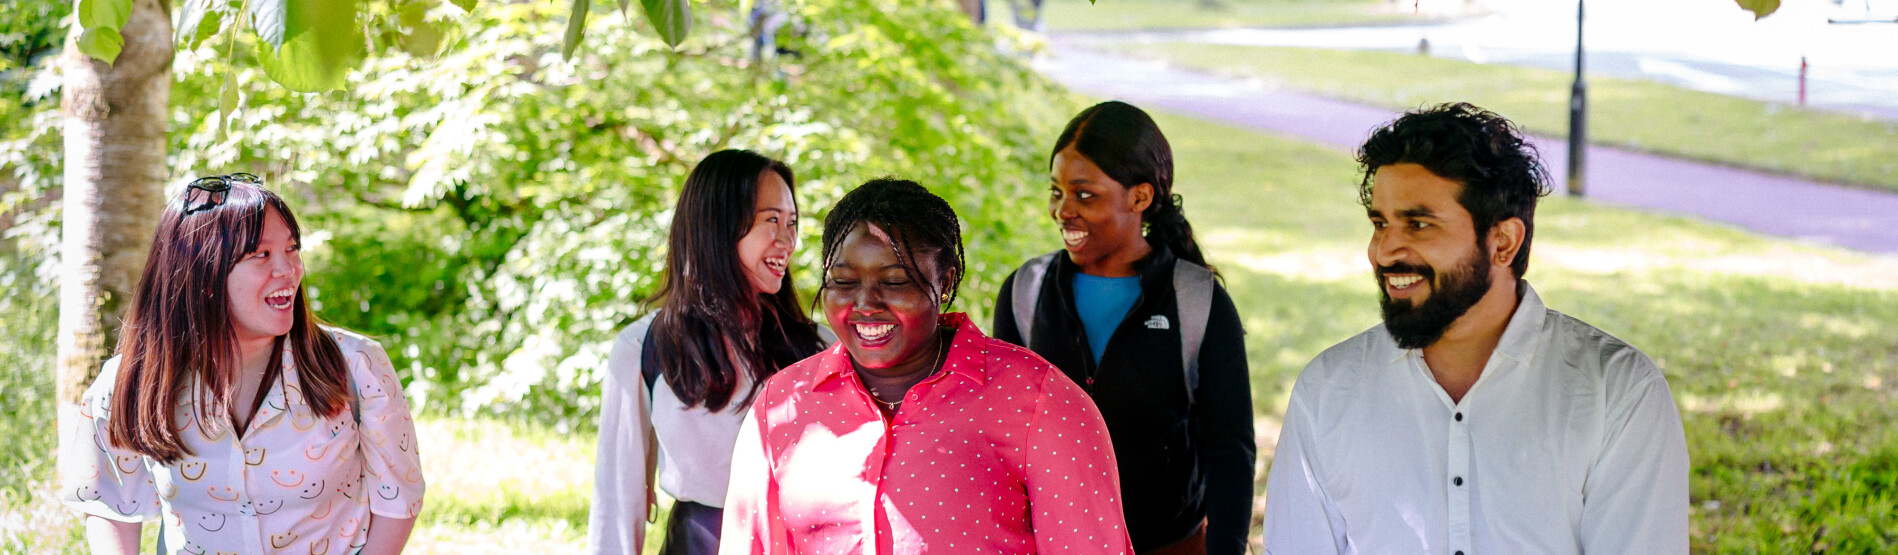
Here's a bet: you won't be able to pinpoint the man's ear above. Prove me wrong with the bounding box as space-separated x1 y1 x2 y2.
1489 217 1526 269
1130 183 1155 213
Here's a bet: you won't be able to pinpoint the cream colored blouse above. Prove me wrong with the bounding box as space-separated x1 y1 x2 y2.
61 329 426 554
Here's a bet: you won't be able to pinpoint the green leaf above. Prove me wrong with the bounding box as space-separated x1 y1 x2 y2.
251 0 289 50
1733 0 1779 19
639 0 689 48
401 21 447 57
175 0 226 49
255 0 363 92
75 27 124 63
77 0 132 30
217 66 238 141
449 0 475 12
562 0 590 60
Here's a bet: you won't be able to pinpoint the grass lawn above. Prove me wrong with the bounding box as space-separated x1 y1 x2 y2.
1100 43 1898 193
1044 0 1444 32
6 106 1896 552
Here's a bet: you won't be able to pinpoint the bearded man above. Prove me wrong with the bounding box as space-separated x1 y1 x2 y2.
1262 103 1689 555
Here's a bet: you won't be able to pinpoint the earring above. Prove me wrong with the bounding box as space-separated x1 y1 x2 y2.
940 294 949 303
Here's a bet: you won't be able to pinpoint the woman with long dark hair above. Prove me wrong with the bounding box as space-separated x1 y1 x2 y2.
720 179 1132 554
587 150 828 554
60 174 424 554
992 101 1257 555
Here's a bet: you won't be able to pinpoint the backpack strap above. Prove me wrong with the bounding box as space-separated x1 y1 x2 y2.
1011 252 1060 347
1173 260 1216 406
640 321 662 394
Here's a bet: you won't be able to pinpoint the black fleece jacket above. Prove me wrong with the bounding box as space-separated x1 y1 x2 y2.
992 246 1256 554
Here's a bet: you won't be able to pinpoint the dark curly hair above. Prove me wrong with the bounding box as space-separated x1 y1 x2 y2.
1357 102 1551 277
819 178 966 308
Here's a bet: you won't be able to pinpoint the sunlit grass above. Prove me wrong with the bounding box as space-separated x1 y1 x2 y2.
406 417 594 552
1045 0 1444 32
1151 109 1898 551
1105 44 1898 193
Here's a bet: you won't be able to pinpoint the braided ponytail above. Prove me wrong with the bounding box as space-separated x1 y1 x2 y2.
1052 101 1215 273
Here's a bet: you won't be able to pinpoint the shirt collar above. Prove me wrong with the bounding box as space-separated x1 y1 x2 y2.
1054 238 1178 288
812 312 989 387
1384 279 1547 365
1491 279 1546 366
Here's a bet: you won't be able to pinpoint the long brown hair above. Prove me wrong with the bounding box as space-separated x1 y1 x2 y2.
646 150 824 412
107 177 352 464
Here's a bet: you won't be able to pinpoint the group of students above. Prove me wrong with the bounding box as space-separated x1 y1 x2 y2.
61 99 1690 555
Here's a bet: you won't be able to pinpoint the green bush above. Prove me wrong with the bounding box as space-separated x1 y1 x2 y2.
3 0 1073 432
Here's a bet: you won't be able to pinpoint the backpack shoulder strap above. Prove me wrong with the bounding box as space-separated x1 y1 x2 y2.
1173 260 1216 406
639 319 662 394
1011 252 1060 347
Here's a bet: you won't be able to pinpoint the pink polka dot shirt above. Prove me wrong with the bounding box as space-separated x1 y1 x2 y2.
720 313 1134 555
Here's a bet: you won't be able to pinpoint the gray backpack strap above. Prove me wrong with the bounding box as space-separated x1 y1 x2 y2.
1173 260 1216 406
1011 252 1060 347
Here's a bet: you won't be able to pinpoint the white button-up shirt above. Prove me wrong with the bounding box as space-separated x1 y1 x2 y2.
1263 282 1688 555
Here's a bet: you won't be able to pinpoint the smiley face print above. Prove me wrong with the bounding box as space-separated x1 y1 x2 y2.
195 513 228 532
179 461 209 482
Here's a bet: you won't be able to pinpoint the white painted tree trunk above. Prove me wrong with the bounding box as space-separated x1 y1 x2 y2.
56 0 173 406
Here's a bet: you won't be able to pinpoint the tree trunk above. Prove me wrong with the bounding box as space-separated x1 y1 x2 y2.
56 0 172 406
957 0 984 23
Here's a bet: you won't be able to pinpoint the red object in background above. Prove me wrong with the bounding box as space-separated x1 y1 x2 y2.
1799 56 1808 105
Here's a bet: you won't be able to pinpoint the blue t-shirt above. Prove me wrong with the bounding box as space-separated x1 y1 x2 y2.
1071 273 1143 362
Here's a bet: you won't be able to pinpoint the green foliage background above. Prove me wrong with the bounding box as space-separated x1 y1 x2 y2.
1 0 1071 483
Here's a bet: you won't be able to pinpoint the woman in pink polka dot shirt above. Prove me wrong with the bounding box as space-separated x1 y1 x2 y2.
720 179 1135 554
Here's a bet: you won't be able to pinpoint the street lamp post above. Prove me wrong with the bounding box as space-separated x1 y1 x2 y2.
1567 0 1587 197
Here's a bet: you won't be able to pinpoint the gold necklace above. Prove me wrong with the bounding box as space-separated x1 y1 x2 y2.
871 328 946 410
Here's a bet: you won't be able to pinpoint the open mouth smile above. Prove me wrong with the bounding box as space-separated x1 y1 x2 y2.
853 322 897 346
1061 228 1088 249
1382 271 1428 299
762 256 787 277
264 287 295 310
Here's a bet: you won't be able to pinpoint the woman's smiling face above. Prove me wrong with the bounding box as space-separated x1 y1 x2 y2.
822 223 945 374
737 169 797 295
1050 146 1151 274
226 207 303 347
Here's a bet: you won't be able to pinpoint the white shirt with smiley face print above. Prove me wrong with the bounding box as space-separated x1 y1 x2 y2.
60 329 425 554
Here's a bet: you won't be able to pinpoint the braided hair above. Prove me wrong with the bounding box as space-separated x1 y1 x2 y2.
1052 101 1214 273
818 179 966 309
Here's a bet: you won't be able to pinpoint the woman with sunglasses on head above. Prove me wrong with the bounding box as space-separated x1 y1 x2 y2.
586 150 829 554
719 179 1133 555
60 174 425 555
992 102 1256 555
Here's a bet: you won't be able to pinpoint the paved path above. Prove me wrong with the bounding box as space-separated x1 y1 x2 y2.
1036 44 1898 255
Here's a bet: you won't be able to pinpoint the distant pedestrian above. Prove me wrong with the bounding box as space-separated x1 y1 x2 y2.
1262 102 1690 553
586 150 829 554
992 101 1256 555
60 174 424 555
720 179 1133 554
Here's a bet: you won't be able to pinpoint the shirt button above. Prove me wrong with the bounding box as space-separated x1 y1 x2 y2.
1454 476 1464 486
1454 412 1463 422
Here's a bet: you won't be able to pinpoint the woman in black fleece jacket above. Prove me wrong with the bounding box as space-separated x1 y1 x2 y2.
992 101 1256 555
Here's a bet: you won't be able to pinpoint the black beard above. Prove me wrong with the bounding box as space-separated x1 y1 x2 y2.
1378 247 1493 349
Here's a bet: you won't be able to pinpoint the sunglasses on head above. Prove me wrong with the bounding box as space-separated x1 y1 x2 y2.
182 173 262 216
